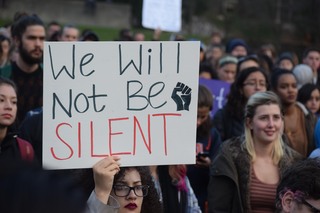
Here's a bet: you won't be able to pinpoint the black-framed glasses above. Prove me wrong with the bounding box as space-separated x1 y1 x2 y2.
113 185 149 197
301 199 320 213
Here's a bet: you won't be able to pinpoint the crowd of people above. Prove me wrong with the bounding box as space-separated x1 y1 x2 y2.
0 11 320 213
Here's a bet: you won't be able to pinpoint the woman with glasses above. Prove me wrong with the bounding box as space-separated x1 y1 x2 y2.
212 66 269 141
208 91 302 212
86 156 162 213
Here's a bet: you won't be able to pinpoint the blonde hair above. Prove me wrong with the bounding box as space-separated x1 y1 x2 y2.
244 91 284 164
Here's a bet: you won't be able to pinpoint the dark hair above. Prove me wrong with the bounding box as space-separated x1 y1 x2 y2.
198 85 213 110
199 62 214 78
0 77 18 94
0 35 11 55
225 66 269 120
298 83 320 112
81 30 99 41
236 54 260 73
276 52 294 67
117 28 133 41
47 21 60 27
114 167 162 213
197 85 214 136
275 158 320 212
11 14 44 40
302 47 320 59
270 68 296 91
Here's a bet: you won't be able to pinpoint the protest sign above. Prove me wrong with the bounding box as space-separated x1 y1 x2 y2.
199 78 230 116
142 0 182 32
43 41 200 169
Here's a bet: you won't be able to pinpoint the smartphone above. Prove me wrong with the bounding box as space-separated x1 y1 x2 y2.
197 152 210 158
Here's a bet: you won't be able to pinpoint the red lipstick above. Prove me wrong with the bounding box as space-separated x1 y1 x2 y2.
125 203 137 210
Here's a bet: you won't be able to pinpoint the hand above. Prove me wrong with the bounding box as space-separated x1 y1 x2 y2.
93 156 121 204
196 156 211 168
171 82 192 111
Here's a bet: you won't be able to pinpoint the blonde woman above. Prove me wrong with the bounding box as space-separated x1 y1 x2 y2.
208 91 302 213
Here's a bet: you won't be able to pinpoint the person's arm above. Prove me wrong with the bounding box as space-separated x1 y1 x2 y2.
86 191 119 213
93 156 120 203
86 156 120 212
207 175 237 213
207 145 241 213
185 176 202 213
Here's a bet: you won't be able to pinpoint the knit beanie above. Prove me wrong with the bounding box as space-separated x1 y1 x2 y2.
292 64 313 89
226 38 248 54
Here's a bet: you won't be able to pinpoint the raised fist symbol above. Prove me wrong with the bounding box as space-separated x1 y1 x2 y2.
171 82 192 111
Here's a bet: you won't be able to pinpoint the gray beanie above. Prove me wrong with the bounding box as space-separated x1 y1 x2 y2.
292 64 313 89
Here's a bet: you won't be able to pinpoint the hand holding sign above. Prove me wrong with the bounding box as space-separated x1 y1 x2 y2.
171 82 192 111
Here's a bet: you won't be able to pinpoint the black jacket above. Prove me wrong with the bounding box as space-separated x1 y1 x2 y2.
212 108 243 142
0 132 23 163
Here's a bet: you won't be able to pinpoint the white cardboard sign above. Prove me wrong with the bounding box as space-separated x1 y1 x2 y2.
43 41 199 169
142 0 182 32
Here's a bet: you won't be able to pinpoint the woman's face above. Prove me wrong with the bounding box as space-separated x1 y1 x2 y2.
247 103 283 145
112 169 144 213
306 89 320 114
197 106 210 127
241 71 267 99
0 84 17 127
275 74 297 105
1 39 10 56
278 59 294 71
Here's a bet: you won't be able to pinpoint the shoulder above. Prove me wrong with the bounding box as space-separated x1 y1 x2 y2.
309 148 320 158
221 136 244 153
296 102 313 117
279 144 304 172
86 191 119 213
210 136 245 174
0 63 13 78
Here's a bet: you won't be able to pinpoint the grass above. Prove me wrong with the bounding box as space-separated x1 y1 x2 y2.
0 18 207 42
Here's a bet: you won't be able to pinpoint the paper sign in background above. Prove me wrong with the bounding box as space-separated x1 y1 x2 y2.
142 0 182 32
43 41 200 169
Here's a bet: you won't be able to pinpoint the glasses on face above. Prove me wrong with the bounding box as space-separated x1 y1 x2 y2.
113 185 149 197
301 199 320 213
243 81 267 88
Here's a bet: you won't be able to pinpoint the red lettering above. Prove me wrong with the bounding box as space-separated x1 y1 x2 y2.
133 114 151 155
51 122 74 160
153 113 181 155
108 117 132 155
91 120 109 157
49 113 181 161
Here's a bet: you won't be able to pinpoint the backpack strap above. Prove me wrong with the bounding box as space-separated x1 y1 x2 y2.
16 137 34 162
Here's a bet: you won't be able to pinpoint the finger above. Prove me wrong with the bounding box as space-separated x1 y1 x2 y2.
182 85 189 93
94 157 118 170
185 87 192 94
